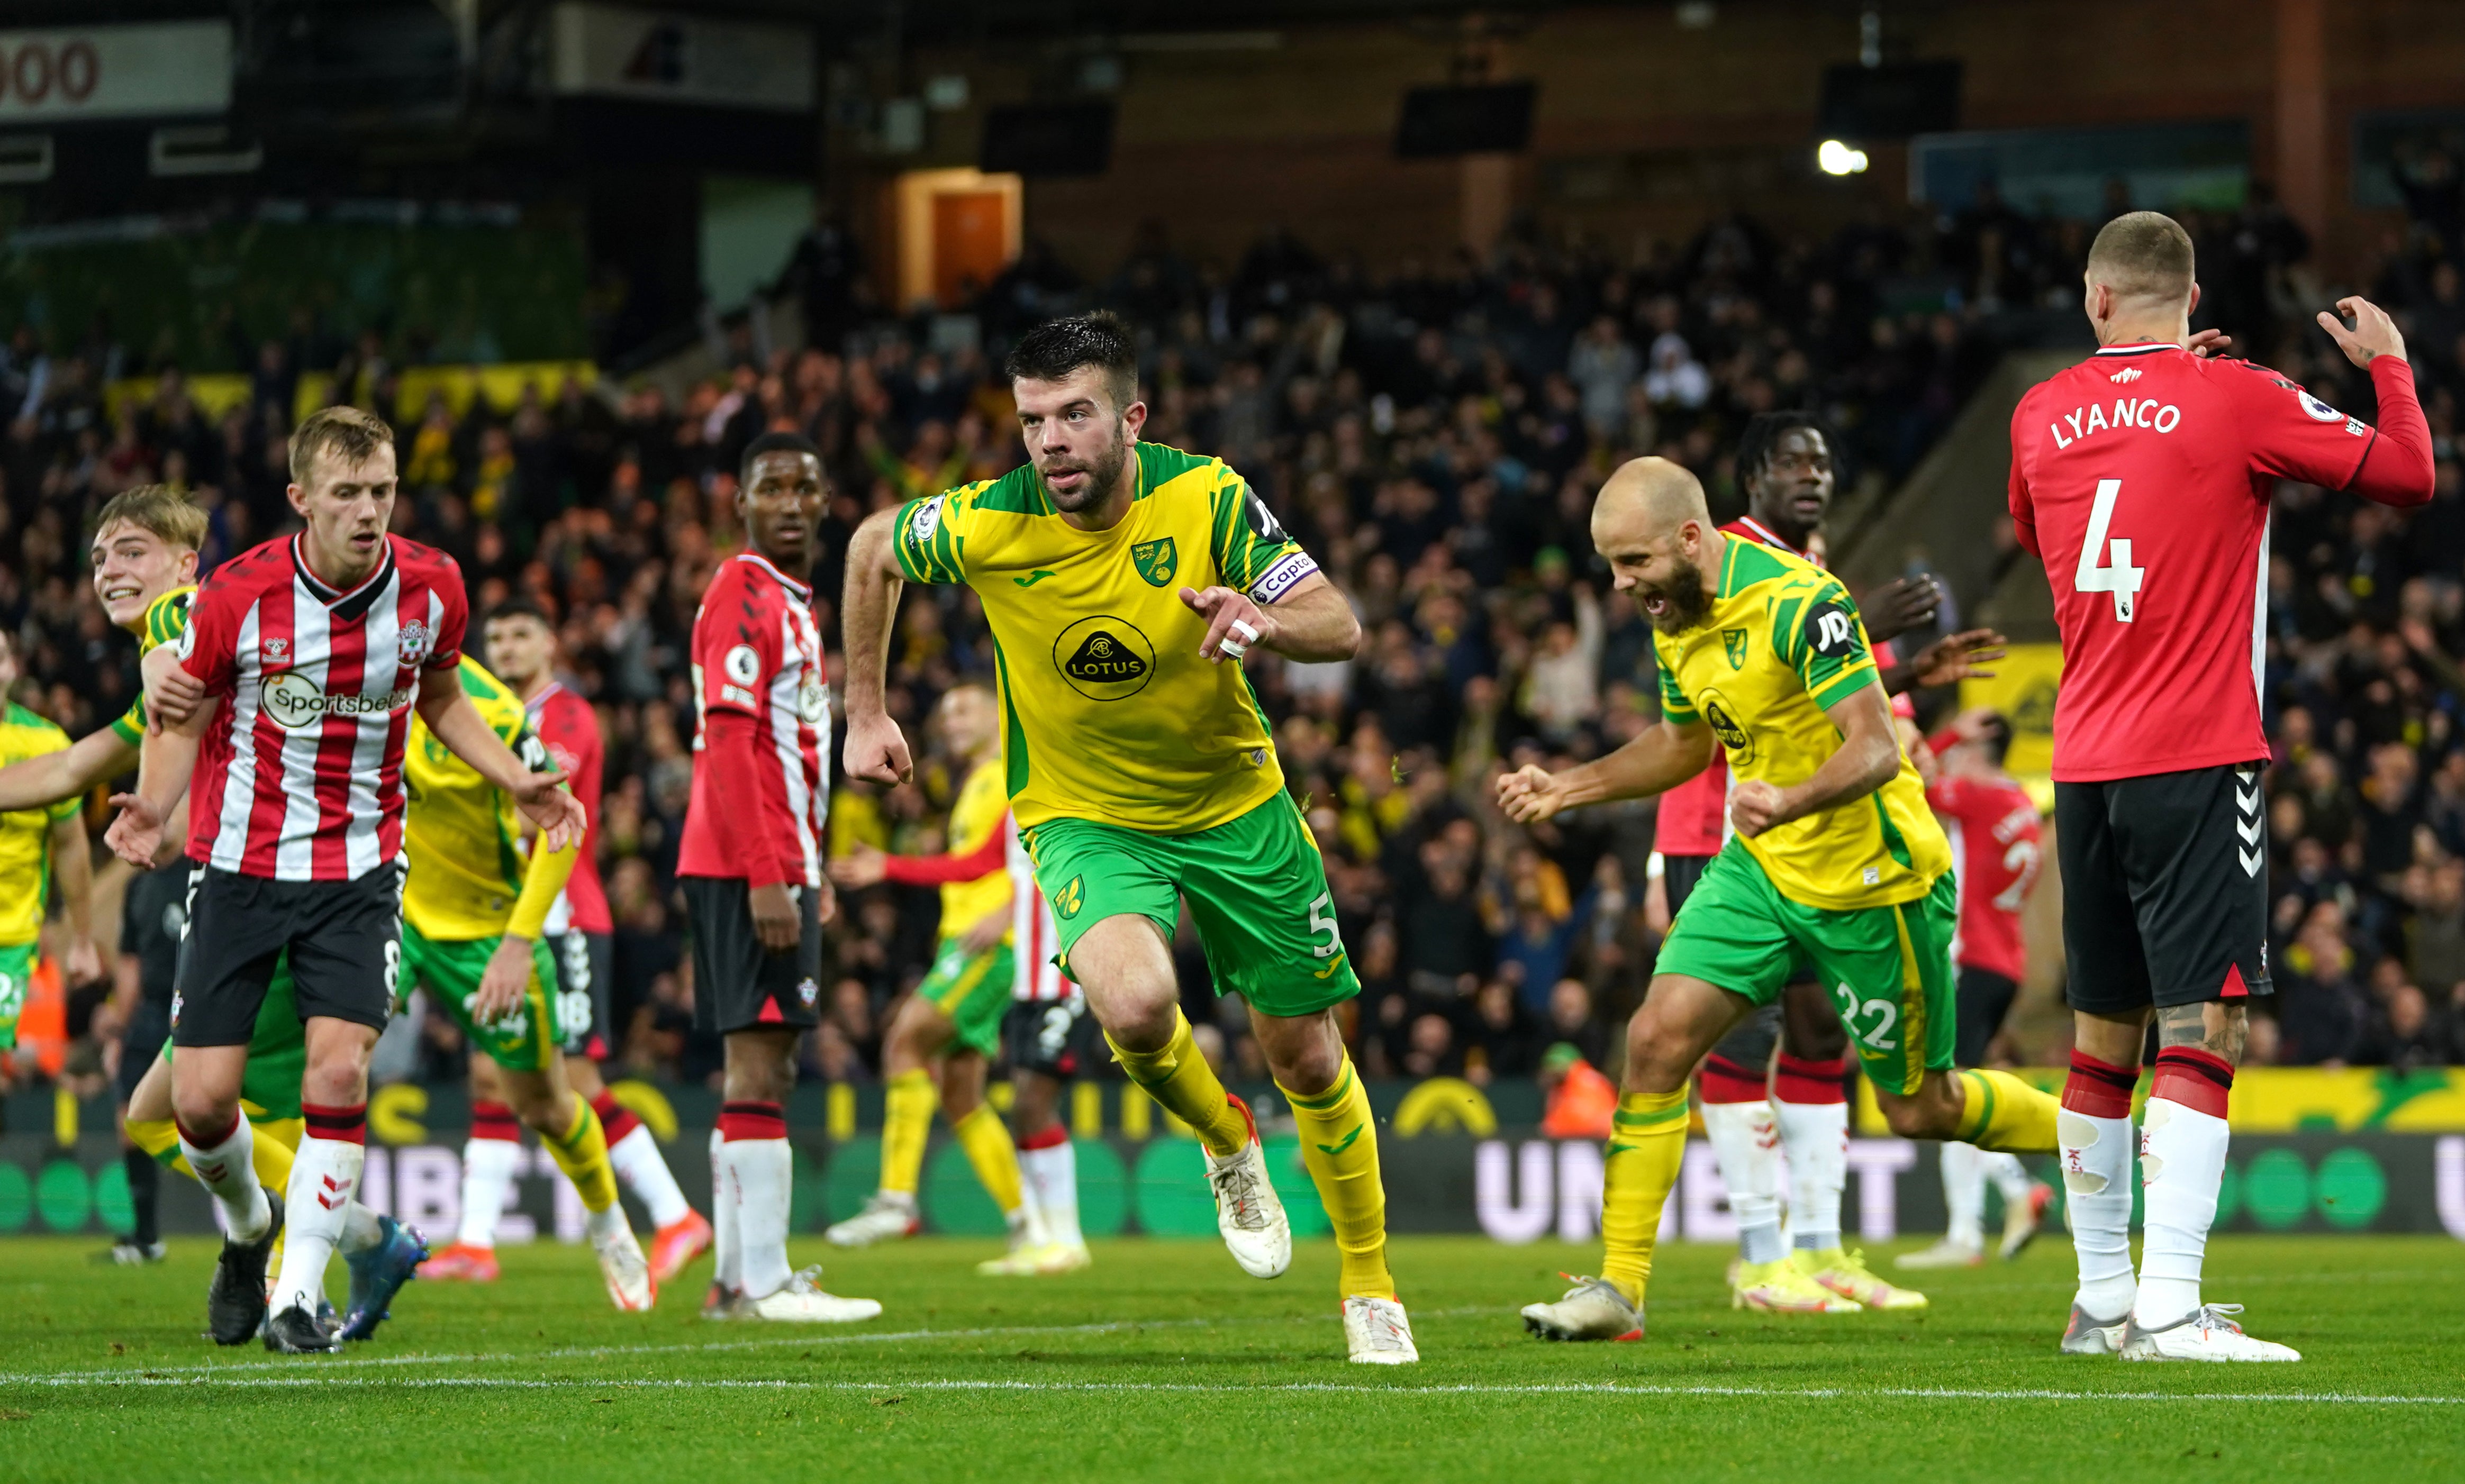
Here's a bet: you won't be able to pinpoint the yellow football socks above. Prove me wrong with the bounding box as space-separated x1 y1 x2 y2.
1280 1058 1394 1299
542 1093 619 1212
1106 1010 1248 1158
952 1104 1026 1216
881 1069 936 1196
127 1116 184 1174
1599 1089 1689 1306
1957 1069 2060 1154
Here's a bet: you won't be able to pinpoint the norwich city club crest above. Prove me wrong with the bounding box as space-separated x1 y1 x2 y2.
1130 537 1177 588
1054 875 1085 919
1723 627 1748 670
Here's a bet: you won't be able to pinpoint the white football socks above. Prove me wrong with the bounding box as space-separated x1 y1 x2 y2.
273 1136 364 1315
2136 1099 2231 1327
339 1200 385 1255
1019 1136 1083 1249
1982 1150 2037 1207
1941 1141 1986 1249
2059 1106 2137 1319
1700 1099 1787 1265
710 1128 741 1292
730 1137 793 1299
610 1123 693 1229
177 1110 270 1241
1774 1096 1847 1251
458 1136 521 1249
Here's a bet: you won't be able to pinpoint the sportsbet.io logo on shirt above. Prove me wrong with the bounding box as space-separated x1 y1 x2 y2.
261 671 413 730
1053 615 1155 700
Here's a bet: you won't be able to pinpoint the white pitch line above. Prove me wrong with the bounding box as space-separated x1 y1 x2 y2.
0 1375 2457 1407
0 1307 1508 1386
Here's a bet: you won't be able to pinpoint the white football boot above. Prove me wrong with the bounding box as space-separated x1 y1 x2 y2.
825 1191 920 1248
591 1222 657 1312
2059 1301 2130 1355
1203 1097 1291 1279
745 1267 883 1323
2119 1304 2300 1361
1521 1275 1644 1342
1895 1237 1986 1270
1343 1296 1419 1364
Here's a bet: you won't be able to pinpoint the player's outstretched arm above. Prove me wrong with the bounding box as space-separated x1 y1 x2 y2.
49 813 100 985
0 727 137 813
106 696 214 867
140 646 206 732
413 671 582 852
1496 717 1714 824
1728 680 1902 838
1179 571 1361 665
842 507 915 786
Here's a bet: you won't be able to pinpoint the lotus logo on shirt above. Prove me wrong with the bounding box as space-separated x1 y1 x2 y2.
1053 615 1155 701
1699 689 1755 764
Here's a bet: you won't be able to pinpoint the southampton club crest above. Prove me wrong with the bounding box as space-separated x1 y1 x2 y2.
397 618 434 667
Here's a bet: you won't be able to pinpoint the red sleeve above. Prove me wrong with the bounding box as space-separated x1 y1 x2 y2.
881 815 1009 885
2240 358 2435 507
178 570 242 695
425 557 468 670
695 570 781 720
2006 406 2040 557
1925 729 1961 758
2346 357 2437 508
539 695 604 817
700 709 792 886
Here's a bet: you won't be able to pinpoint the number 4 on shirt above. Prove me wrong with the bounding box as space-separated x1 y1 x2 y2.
2072 477 2144 622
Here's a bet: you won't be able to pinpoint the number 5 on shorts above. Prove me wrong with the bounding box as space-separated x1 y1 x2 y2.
1307 890 1343 959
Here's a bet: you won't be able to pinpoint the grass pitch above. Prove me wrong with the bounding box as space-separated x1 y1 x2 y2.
2 1232 2460 1482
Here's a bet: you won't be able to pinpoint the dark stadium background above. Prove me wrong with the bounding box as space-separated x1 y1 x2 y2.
4 1 2465 1242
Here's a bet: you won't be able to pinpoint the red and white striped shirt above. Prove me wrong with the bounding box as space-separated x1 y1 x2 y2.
678 551 829 889
1005 819 1072 1004
178 534 468 881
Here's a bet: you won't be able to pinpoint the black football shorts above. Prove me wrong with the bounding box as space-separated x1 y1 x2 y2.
171 860 406 1046
1002 993 1099 1081
2056 762 2271 1015
683 877 823 1035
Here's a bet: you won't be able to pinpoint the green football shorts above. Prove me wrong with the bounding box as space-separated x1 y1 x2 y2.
917 938 1014 1058
0 940 29 1051
162 953 307 1121
1654 842 1958 1096
403 924 563 1071
1023 793 1361 1019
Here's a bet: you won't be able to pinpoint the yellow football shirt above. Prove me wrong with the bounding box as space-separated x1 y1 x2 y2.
403 657 574 942
108 585 198 745
938 757 1012 943
893 443 1319 834
0 703 77 946
1653 536 1951 911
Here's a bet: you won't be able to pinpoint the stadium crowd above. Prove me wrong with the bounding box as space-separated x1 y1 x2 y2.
6 177 2465 1094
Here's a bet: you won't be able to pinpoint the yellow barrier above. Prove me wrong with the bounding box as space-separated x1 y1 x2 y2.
104 360 600 436
1855 1066 2465 1135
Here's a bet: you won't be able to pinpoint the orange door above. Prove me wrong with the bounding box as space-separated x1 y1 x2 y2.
931 189 1011 308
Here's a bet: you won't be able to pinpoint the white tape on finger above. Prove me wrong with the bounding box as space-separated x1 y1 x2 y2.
1229 618 1260 645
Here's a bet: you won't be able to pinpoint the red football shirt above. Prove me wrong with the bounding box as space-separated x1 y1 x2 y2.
677 551 830 888
1927 771 2040 981
2009 345 2433 781
525 680 611 934
1652 516 1909 857
179 534 467 881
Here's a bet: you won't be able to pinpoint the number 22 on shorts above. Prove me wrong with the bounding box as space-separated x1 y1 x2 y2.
2073 477 2144 622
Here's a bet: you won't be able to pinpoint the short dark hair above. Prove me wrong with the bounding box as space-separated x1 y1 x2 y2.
289 405 395 485
1003 312 1138 411
739 431 823 489
1733 411 1832 491
2086 211 2195 305
1974 711 2014 768
486 597 553 630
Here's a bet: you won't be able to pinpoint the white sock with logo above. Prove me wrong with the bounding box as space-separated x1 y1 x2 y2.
1774 1097 1847 1251
273 1137 364 1315
1019 1137 1083 1249
1700 1099 1786 1265
711 1128 741 1292
731 1137 793 1299
610 1123 693 1230
2059 1108 2137 1320
2135 1100 2231 1328
177 1110 270 1241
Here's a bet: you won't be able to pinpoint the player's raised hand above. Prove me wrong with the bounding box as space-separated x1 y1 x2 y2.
844 712 913 786
142 649 206 732
1177 585 1272 664
511 771 583 853
828 844 889 888
104 792 167 868
2318 295 2408 368
2186 327 2234 359
470 935 533 1024
1728 778 1790 838
1858 573 1944 645
1497 762 1572 823
1909 628 2007 688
